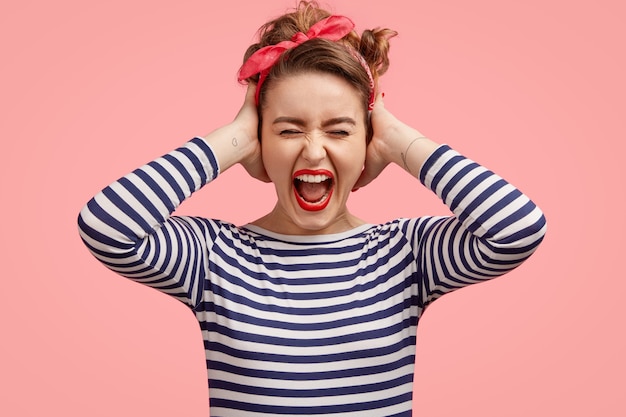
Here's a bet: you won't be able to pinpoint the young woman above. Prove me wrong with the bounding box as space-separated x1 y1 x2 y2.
78 2 546 415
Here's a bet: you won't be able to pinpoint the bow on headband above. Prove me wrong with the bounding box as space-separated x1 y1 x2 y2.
238 15 375 109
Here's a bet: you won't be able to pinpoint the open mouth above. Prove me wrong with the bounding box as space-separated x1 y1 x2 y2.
292 169 334 211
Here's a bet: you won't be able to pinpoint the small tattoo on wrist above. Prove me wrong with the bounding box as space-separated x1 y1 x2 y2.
232 137 238 147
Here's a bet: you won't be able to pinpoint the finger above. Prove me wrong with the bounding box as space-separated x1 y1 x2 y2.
244 83 257 104
243 150 271 183
245 161 271 183
372 92 385 109
353 156 387 190
254 170 271 183
352 168 376 191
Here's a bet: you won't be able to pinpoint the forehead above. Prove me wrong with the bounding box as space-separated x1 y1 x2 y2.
262 72 365 121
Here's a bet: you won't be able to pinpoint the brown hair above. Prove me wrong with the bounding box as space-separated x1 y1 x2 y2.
241 1 397 115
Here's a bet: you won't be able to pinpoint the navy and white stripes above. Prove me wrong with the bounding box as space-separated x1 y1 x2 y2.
78 138 546 416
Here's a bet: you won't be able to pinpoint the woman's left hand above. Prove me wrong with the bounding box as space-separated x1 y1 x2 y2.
352 94 390 190
353 94 410 189
353 93 438 190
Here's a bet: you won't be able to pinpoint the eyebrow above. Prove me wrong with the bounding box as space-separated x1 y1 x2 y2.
272 116 357 128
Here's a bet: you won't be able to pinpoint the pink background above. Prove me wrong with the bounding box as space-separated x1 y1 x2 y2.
1 0 624 415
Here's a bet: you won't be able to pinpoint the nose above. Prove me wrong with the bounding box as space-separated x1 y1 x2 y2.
301 133 327 164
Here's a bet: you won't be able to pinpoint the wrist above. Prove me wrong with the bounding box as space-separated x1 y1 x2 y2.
397 136 440 176
382 125 440 175
202 122 258 172
381 124 424 163
228 119 257 148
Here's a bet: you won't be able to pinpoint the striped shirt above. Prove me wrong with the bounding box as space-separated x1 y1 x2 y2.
78 137 546 416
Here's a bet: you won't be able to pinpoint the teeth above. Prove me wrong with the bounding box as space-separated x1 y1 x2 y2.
295 174 331 183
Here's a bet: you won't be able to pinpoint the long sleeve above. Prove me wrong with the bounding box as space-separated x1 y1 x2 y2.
408 145 547 308
77 137 220 309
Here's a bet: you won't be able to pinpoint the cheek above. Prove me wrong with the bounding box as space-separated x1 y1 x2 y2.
261 139 294 183
260 121 276 171
355 134 368 159
261 141 278 176
339 142 367 179
354 151 367 175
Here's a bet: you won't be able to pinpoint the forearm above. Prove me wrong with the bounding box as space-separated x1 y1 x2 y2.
421 145 546 252
412 146 547 306
381 124 441 178
78 137 218 248
361 99 442 188
77 137 218 307
201 84 268 182
372 107 546 249
201 121 257 174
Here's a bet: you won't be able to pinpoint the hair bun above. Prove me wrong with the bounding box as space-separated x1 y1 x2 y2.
359 28 398 79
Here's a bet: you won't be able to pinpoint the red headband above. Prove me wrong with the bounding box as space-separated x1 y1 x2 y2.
237 15 376 110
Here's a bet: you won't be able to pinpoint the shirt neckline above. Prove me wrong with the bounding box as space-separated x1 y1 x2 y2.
241 223 375 243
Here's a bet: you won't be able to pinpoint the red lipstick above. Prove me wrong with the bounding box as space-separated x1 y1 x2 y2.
292 169 334 212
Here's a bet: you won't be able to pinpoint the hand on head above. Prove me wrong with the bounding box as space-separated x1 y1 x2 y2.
353 93 401 190
235 2 398 191
233 84 270 183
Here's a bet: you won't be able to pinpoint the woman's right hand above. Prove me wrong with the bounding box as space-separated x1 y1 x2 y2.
203 84 270 182
232 84 270 182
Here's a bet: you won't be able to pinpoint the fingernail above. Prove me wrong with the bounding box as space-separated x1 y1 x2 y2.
382 92 385 98
352 187 360 192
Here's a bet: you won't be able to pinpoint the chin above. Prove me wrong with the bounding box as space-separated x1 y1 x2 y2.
289 203 351 235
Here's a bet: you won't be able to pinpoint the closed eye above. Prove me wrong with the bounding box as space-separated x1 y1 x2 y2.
280 129 302 136
329 130 350 137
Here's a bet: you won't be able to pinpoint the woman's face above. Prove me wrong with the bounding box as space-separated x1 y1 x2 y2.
259 72 367 235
